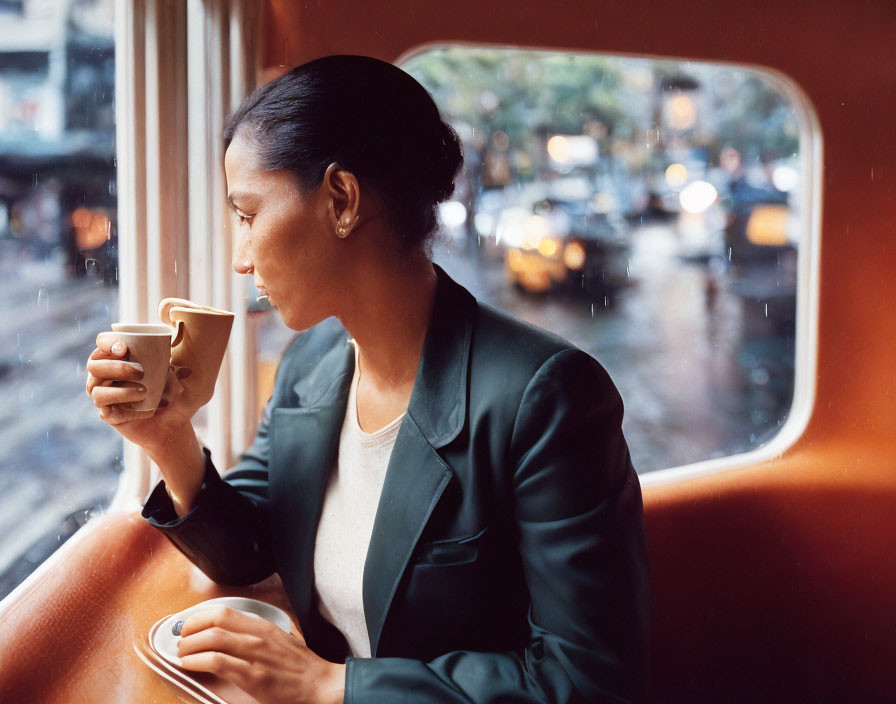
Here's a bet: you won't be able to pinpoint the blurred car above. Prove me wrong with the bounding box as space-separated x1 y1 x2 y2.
724 184 797 337
724 176 791 266
499 196 630 299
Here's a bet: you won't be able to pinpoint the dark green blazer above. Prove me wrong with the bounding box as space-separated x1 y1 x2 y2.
144 263 650 703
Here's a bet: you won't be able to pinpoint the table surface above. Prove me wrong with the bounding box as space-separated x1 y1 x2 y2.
0 512 300 703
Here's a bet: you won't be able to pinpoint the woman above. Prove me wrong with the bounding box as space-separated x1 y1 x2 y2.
86 55 650 703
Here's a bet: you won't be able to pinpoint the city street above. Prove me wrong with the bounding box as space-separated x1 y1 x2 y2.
0 222 794 598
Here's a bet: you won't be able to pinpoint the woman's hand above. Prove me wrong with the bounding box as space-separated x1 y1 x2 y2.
85 332 196 452
177 606 346 704
87 332 209 513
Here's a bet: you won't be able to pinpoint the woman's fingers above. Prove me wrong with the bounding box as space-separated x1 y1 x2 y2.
177 650 251 688
90 382 146 408
86 334 134 397
176 608 276 682
177 626 264 659
173 606 327 702
177 606 293 660
95 332 129 357
180 607 272 640
86 358 144 386
98 404 155 426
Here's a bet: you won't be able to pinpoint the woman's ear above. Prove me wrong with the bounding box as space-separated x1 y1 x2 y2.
323 162 361 236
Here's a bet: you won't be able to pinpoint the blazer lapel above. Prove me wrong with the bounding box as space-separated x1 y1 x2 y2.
268 334 354 646
363 264 477 656
362 416 453 656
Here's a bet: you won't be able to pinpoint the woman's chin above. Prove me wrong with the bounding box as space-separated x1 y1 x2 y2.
279 306 327 332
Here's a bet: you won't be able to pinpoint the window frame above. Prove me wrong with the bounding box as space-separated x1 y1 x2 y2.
109 0 261 511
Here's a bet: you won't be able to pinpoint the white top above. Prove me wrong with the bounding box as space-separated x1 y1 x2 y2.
312 340 405 658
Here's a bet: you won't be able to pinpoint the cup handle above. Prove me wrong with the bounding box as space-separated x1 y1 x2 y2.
158 299 174 326
159 297 194 325
171 320 185 348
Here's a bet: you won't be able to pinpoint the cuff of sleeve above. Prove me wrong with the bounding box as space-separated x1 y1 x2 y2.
141 447 224 528
344 657 357 704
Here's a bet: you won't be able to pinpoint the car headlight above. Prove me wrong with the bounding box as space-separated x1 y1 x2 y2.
538 236 561 258
523 214 550 250
746 205 789 246
563 241 586 270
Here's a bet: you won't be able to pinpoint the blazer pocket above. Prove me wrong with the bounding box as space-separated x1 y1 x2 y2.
415 524 490 566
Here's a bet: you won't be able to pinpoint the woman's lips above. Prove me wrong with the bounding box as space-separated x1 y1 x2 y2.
255 283 274 306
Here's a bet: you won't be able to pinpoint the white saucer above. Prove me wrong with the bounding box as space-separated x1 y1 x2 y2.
152 596 291 667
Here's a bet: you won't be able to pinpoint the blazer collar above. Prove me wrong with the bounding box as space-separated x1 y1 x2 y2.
290 262 475 449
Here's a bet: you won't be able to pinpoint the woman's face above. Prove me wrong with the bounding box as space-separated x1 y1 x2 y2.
224 131 343 330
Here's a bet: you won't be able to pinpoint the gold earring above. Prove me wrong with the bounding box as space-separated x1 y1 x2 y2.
336 225 348 238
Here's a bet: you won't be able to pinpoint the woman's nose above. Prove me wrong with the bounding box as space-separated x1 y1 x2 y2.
232 235 253 274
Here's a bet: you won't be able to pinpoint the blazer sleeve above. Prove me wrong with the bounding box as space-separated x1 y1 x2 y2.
346 348 651 703
141 393 280 586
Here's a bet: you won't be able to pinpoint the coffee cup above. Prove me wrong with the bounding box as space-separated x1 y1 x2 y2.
106 299 234 415
157 298 234 409
108 324 177 411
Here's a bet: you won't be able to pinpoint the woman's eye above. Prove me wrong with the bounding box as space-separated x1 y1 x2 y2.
235 211 253 226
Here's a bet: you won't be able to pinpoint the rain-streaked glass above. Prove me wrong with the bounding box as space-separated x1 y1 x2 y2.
0 0 119 599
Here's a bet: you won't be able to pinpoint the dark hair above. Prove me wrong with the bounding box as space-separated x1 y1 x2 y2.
223 55 463 252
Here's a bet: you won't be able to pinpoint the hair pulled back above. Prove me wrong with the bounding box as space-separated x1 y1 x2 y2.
223 55 463 252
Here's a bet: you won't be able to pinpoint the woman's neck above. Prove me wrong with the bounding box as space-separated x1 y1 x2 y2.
337 251 438 391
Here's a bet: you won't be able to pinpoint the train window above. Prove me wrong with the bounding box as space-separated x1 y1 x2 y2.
391 46 809 474
0 0 118 599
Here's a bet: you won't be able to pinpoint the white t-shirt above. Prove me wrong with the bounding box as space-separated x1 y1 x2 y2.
312 340 405 658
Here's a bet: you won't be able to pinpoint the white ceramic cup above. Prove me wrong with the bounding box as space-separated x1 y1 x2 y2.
109 323 175 411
